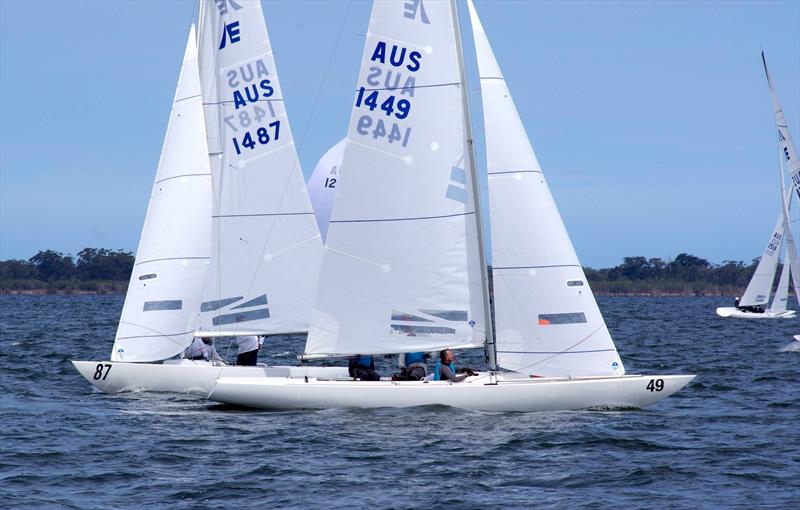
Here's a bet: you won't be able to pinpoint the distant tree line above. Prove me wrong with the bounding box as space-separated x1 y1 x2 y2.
0 249 774 296
0 249 134 293
581 253 768 296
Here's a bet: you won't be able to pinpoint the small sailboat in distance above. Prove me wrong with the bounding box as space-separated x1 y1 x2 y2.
208 0 694 412
717 52 800 320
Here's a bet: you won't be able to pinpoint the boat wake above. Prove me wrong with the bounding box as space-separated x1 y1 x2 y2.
778 339 800 352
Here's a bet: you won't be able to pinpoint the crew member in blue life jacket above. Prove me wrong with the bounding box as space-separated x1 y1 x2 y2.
348 354 380 381
434 350 467 382
397 351 430 380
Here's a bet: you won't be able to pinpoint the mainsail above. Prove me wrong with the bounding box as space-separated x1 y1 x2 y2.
468 0 624 377
307 138 346 242
303 0 487 357
197 0 323 335
112 26 212 362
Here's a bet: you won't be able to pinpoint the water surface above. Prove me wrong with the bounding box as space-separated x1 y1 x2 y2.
0 295 798 509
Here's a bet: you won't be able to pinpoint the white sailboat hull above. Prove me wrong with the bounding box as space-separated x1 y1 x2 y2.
715 307 796 319
208 373 695 412
71 359 350 395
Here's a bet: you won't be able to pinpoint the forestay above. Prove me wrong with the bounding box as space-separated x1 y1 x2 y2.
197 0 323 335
467 0 624 377
304 0 487 358
307 138 346 242
112 26 211 362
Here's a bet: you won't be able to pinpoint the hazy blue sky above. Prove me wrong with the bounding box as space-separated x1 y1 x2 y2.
1 0 798 267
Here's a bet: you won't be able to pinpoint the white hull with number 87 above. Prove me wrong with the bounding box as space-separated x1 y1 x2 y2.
71 359 351 395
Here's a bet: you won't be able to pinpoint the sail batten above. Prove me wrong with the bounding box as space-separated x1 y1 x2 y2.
196 0 323 336
111 25 212 363
468 0 623 377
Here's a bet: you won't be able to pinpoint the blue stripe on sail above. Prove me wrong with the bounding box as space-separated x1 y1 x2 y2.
212 308 270 326
232 294 268 309
445 185 467 204
201 296 242 312
450 167 466 184
143 300 182 311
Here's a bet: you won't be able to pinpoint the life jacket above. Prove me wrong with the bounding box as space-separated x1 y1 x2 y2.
355 355 373 368
434 360 456 381
404 352 426 366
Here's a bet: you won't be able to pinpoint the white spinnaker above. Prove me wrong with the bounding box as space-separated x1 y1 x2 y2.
763 52 800 201
307 138 345 242
197 0 323 335
112 26 211 362
304 0 486 358
468 0 623 377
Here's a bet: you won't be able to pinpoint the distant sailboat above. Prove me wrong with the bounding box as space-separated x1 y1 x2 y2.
717 52 800 320
208 0 694 412
72 2 349 393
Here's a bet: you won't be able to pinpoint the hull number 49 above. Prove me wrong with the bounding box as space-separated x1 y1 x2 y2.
646 378 664 392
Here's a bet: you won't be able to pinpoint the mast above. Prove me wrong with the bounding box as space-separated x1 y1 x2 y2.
450 0 497 372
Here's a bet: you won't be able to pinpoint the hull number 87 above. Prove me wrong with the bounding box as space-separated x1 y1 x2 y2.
646 378 664 392
93 363 112 381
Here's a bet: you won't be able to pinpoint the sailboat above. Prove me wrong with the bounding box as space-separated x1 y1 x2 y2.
207 0 694 412
717 52 800 320
72 1 349 394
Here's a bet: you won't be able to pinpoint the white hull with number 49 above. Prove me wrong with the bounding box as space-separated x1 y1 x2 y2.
208 373 696 412
72 359 351 395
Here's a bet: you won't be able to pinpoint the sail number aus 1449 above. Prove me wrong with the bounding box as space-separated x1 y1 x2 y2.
354 87 412 148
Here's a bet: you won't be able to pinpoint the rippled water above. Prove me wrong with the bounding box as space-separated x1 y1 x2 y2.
1 295 798 509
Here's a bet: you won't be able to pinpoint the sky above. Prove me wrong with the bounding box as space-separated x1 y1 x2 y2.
1 0 799 268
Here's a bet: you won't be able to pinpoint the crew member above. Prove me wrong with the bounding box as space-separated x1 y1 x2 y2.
434 349 467 382
236 335 262 366
348 355 380 381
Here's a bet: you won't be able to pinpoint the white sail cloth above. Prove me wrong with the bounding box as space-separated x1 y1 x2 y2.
197 0 323 336
763 52 800 200
304 1 486 358
112 26 211 362
307 139 346 242
468 0 624 377
740 213 786 306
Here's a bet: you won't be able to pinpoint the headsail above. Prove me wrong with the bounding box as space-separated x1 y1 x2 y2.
307 138 346 242
769 251 790 313
112 26 212 362
467 0 623 377
739 213 786 307
197 0 323 335
303 0 487 358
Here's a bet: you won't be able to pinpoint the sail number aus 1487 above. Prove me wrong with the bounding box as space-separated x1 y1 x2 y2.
232 121 281 155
